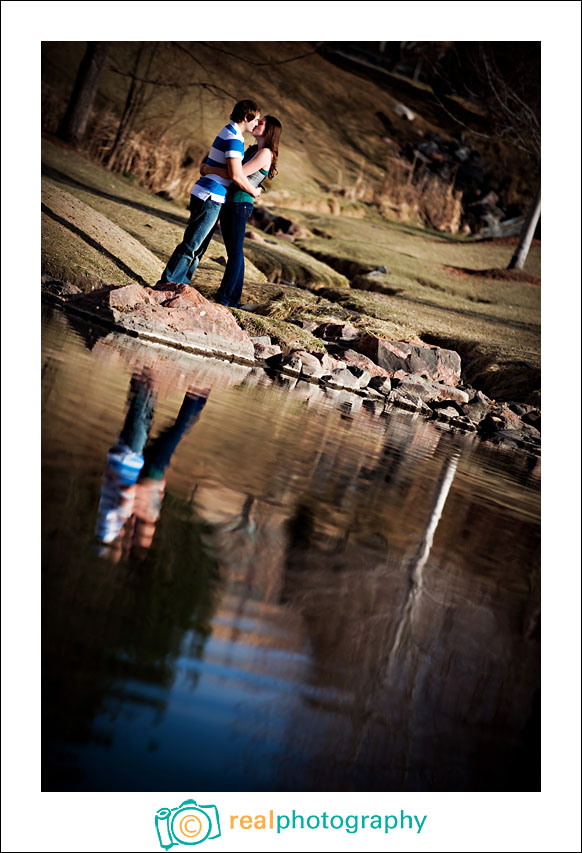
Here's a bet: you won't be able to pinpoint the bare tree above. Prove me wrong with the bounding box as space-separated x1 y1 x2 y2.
105 43 159 170
58 42 109 145
508 184 541 270
102 42 238 172
427 43 540 268
476 46 541 270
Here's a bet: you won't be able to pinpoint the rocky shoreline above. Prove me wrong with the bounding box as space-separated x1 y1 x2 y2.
42 277 541 458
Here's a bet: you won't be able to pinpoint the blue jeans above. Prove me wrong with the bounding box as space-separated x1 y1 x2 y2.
161 195 222 284
142 392 208 480
214 202 254 307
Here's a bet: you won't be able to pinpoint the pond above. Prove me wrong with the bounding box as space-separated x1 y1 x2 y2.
41 306 540 792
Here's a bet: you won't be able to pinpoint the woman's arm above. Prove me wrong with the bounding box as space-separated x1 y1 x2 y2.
242 148 272 174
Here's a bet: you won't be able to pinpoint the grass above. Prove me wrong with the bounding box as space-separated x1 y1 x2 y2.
41 137 540 401
230 311 326 352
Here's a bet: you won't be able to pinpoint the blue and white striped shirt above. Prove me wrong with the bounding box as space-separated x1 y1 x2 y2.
192 122 245 204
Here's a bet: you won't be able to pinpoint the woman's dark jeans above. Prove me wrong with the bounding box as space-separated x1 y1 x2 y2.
215 202 254 307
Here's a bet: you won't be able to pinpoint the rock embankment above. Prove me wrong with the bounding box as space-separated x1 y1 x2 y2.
44 280 255 363
42 279 541 456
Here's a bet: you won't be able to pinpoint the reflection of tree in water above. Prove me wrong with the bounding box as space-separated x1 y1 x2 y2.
278 424 540 791
42 370 221 790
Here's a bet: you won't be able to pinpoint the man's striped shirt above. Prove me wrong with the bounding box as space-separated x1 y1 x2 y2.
192 122 244 204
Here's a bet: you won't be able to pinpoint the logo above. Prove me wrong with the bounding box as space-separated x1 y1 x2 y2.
155 799 221 849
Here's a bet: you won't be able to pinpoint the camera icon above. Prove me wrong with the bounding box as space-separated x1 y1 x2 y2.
155 799 221 849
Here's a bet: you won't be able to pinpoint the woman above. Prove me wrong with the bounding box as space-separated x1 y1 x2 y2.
202 115 282 308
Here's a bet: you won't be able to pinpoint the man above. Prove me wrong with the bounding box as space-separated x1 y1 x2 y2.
159 99 262 285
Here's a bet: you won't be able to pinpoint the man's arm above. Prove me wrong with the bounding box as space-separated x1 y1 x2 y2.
202 149 270 180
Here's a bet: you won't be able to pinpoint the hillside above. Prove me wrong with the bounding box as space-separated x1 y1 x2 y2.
41 42 540 404
41 41 537 217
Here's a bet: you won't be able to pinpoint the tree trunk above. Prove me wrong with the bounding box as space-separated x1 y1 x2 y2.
105 43 157 172
58 42 108 145
508 184 541 270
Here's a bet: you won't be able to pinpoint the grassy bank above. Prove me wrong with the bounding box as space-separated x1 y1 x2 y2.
41 137 540 402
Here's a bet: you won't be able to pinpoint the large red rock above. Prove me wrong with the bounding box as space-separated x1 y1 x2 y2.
353 335 462 386
70 283 255 362
341 348 391 380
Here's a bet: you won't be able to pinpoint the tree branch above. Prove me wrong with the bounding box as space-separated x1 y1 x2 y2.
199 41 322 66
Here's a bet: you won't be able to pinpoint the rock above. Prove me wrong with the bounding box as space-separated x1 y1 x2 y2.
432 382 470 404
486 428 541 454
449 415 477 431
479 216 525 240
384 389 424 412
290 350 326 380
281 354 302 376
264 351 284 369
294 320 320 334
251 336 272 347
246 230 266 242
353 335 462 386
368 375 392 395
521 408 541 432
478 402 535 438
491 403 526 431
105 282 155 310
72 283 255 362
341 349 391 380
509 402 529 416
314 322 360 343
454 145 472 162
435 406 460 422
417 399 434 415
42 279 82 298
393 102 416 121
250 206 311 239
327 367 362 390
345 364 372 389
365 388 385 401
461 390 493 424
393 377 469 404
253 342 282 361
320 353 345 374
430 398 466 415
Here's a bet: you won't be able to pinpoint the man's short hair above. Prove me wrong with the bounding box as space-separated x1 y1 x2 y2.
230 99 260 123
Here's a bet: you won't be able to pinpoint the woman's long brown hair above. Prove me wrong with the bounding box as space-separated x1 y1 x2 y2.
246 115 282 180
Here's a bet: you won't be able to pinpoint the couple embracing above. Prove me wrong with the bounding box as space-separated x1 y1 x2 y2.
159 99 281 308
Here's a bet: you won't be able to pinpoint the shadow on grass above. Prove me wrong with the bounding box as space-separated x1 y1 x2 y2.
41 164 190 229
42 203 153 288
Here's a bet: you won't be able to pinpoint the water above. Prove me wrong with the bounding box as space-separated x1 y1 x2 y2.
41 306 540 792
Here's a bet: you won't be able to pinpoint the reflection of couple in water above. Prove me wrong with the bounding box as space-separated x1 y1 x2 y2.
95 368 209 560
